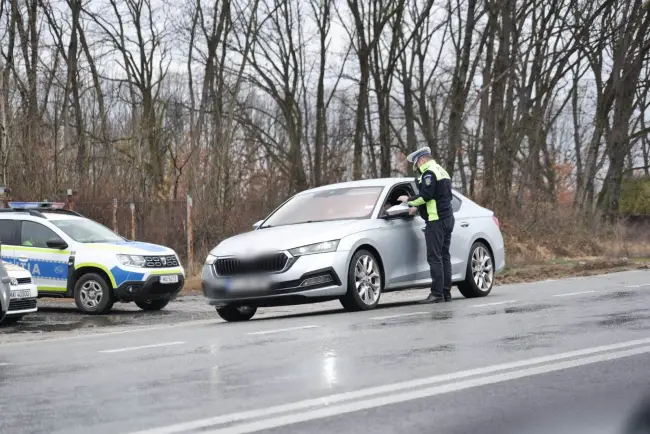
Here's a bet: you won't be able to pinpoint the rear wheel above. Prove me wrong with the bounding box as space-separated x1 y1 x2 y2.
457 242 494 298
216 305 257 322
74 273 114 314
135 299 170 311
340 249 383 311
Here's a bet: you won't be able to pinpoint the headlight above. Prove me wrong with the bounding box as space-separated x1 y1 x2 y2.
117 254 146 267
205 254 218 265
289 240 340 256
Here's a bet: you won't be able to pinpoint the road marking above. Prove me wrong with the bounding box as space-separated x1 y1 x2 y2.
203 345 650 434
370 312 429 320
128 337 650 434
470 300 517 307
553 290 596 298
247 325 319 336
0 363 12 367
0 319 220 348
627 283 650 288
99 341 185 354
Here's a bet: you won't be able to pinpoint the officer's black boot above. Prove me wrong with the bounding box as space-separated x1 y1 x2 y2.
419 293 445 304
443 290 452 302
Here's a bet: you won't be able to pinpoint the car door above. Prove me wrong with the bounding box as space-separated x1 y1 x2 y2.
17 221 70 293
373 183 425 287
449 195 474 281
0 219 20 265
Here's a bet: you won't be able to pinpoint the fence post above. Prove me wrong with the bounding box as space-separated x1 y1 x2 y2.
112 199 118 233
186 195 193 275
66 189 74 211
130 203 136 240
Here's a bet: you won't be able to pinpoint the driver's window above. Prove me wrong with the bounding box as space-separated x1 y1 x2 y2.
21 221 60 248
381 184 414 216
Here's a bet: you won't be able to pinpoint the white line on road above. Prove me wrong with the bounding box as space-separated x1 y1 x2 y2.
470 300 517 308
0 363 12 367
99 342 185 354
553 290 596 298
626 283 650 288
370 312 429 320
128 336 650 434
204 345 650 434
246 325 319 336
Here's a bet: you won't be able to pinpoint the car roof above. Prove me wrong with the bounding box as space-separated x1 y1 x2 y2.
0 211 87 221
299 178 411 194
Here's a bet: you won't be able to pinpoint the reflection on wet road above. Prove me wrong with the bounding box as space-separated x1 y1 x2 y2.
0 270 649 434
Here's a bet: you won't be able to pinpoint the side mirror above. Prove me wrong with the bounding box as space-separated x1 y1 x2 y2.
383 204 412 219
252 220 264 230
1 276 11 284
46 238 68 250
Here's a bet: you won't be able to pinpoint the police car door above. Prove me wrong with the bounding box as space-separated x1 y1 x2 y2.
17 221 69 293
0 219 19 265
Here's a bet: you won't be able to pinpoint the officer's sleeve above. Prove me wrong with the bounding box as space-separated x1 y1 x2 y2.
407 172 437 207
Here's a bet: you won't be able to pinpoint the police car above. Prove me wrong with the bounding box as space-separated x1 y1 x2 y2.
0 260 38 324
0 202 185 314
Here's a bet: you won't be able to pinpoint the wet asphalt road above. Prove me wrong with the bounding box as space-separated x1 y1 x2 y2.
1 270 650 434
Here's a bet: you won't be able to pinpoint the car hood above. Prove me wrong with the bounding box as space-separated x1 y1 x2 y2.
1 261 31 277
212 220 372 256
80 241 176 256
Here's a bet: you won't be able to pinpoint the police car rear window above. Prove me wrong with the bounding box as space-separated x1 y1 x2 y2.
0 220 20 245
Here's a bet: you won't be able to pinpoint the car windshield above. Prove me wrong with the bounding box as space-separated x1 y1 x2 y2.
51 219 125 243
261 186 383 228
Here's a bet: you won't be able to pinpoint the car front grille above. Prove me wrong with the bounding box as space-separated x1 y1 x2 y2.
214 253 289 276
16 277 32 285
9 298 37 311
144 255 180 268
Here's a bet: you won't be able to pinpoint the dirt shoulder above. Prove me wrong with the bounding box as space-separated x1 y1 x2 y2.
180 256 650 294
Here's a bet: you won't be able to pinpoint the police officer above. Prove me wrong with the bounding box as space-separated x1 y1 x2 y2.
398 147 454 304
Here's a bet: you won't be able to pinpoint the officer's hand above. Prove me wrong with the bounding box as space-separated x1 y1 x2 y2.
409 207 418 215
397 195 409 203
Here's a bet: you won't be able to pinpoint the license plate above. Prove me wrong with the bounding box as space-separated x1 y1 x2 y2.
160 275 179 284
224 276 270 293
11 289 31 299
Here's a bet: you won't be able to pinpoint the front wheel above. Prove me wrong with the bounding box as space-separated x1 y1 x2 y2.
340 249 383 311
457 242 495 298
216 306 257 322
74 273 114 314
135 299 170 311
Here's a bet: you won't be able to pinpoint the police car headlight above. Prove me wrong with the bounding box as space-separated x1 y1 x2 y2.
289 240 340 257
205 254 218 265
117 254 146 267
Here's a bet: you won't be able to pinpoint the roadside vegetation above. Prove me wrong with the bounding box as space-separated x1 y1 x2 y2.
0 0 649 286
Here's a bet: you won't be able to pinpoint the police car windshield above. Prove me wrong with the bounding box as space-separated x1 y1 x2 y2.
261 186 383 228
51 219 125 243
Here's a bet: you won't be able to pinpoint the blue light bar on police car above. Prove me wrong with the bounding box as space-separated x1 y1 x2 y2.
8 201 66 209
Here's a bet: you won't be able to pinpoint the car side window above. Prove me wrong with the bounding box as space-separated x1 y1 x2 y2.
0 219 20 245
21 221 60 248
452 195 462 212
381 183 414 215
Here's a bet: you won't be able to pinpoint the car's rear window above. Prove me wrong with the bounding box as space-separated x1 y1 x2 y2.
261 187 383 228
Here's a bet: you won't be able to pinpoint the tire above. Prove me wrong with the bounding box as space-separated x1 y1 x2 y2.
457 241 495 298
216 305 257 322
135 299 170 311
339 249 383 311
1 316 21 326
74 273 114 314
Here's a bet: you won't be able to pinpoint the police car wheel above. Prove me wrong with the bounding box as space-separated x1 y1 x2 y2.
74 273 114 314
216 306 257 322
0 316 21 326
457 242 494 298
340 249 382 311
135 299 170 311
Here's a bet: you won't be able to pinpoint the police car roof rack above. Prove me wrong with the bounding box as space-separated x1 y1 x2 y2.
2 201 83 218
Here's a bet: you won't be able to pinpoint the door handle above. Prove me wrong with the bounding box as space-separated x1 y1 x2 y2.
460 222 469 228
18 257 29 262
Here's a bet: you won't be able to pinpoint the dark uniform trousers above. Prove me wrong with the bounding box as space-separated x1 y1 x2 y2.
423 215 455 300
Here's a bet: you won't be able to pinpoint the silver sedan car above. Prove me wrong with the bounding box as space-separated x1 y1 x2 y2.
202 178 505 321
